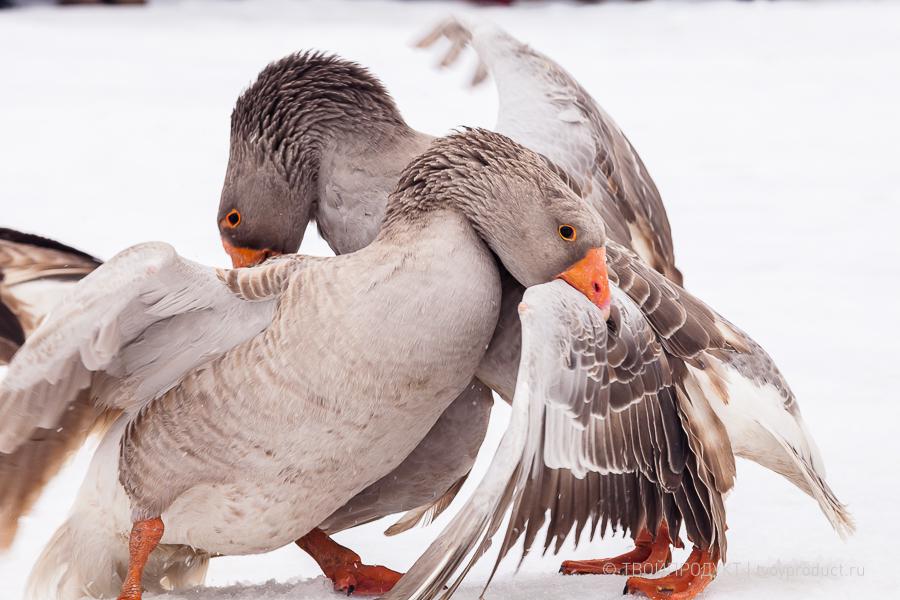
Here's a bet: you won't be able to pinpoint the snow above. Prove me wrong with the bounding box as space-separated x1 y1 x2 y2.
1 0 898 598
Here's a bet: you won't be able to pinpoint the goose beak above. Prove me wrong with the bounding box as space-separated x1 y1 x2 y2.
557 247 612 319
221 237 279 268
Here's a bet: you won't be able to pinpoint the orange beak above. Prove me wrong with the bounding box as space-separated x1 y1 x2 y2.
556 247 612 319
221 237 279 268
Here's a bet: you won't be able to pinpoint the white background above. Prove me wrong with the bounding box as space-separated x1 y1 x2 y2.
1 0 898 598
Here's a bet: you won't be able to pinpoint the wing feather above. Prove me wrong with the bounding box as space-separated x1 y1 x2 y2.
0 243 295 455
415 19 682 284
385 281 727 600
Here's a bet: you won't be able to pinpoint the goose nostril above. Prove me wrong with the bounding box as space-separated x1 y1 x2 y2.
593 282 601 294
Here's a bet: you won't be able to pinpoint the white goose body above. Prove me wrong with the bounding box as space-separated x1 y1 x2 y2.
119 215 500 555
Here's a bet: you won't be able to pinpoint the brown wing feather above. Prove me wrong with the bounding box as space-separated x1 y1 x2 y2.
495 288 728 571
607 242 727 360
0 229 99 286
416 21 682 285
0 296 25 364
0 391 118 550
0 229 109 547
0 229 100 364
384 474 470 537
384 283 731 600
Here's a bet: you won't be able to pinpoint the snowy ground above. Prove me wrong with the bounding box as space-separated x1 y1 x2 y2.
2 0 899 598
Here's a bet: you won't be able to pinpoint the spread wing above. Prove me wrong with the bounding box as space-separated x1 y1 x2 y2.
0 228 101 362
416 19 682 284
386 281 728 600
0 228 100 285
0 229 109 548
607 243 854 537
0 242 301 456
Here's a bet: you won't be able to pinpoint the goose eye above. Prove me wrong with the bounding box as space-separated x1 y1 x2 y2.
224 209 241 228
558 224 577 241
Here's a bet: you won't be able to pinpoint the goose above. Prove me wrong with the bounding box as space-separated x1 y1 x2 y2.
0 130 614 600
0 235 490 597
21 31 850 600
382 240 854 600
414 17 693 575
214 34 852 599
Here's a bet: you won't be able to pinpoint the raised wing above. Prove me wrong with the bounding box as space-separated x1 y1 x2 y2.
0 242 300 455
0 228 100 285
386 281 728 600
0 229 108 548
416 19 682 284
607 242 853 537
0 228 101 362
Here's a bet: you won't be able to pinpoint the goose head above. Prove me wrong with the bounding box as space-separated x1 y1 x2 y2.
217 52 408 266
384 129 612 315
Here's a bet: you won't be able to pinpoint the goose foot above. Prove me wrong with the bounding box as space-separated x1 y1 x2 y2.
624 547 717 600
296 528 402 596
561 523 673 576
331 563 404 596
116 517 164 600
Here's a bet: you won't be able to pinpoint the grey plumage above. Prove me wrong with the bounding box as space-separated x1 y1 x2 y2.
322 381 491 535
221 51 429 257
230 51 406 162
385 280 722 599
416 17 683 285
220 43 744 586
385 231 854 597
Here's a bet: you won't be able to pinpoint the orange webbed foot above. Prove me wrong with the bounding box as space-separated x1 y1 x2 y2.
331 563 403 596
624 547 717 600
297 528 403 596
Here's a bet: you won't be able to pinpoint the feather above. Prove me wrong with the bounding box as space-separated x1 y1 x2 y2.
385 281 728 599
384 474 469 536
